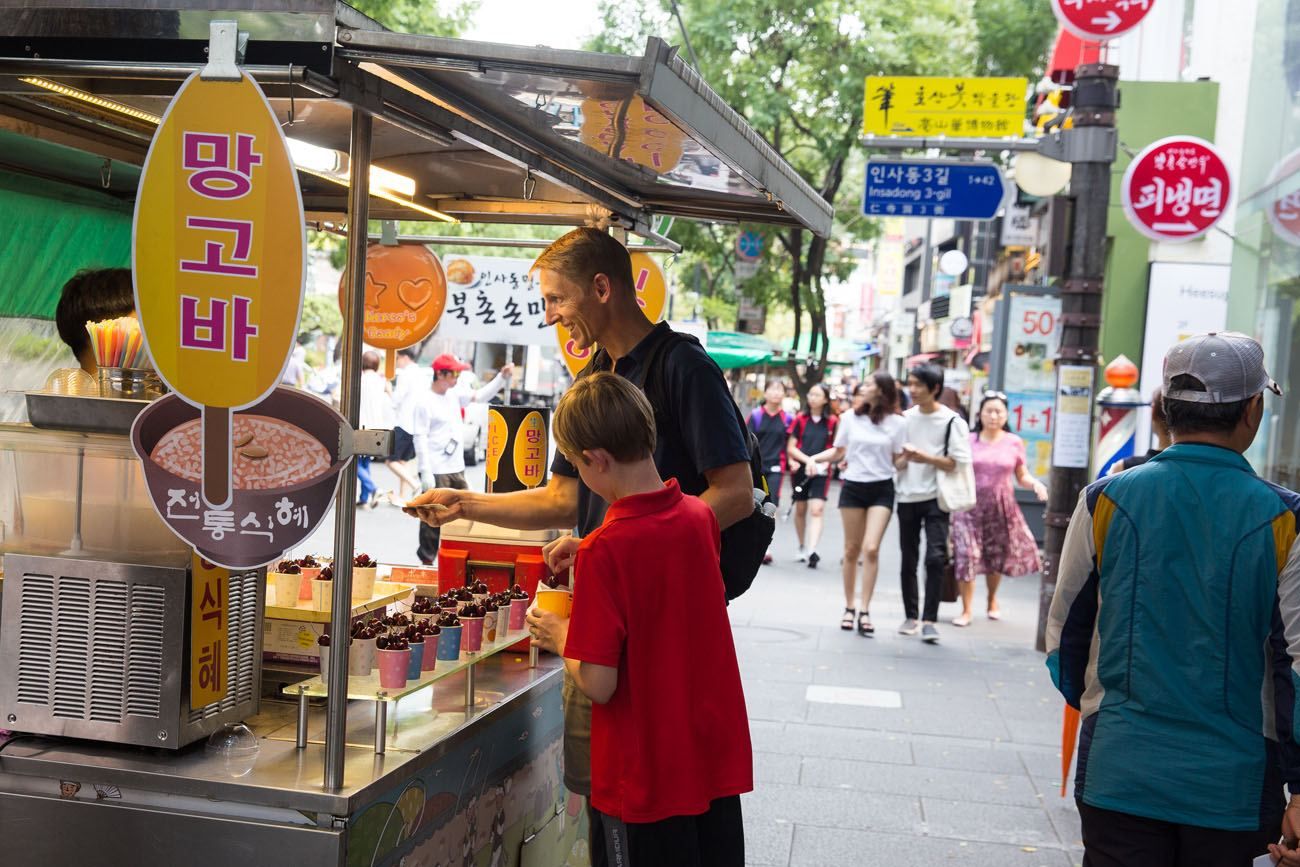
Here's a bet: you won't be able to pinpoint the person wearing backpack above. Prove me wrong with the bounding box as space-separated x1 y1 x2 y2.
749 380 793 565
784 383 838 569
405 227 755 867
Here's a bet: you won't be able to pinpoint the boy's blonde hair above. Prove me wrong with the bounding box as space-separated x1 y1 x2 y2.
552 372 656 464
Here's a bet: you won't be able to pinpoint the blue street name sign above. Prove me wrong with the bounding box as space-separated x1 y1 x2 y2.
862 159 1008 220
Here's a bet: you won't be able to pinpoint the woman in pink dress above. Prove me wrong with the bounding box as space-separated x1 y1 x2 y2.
950 392 1046 626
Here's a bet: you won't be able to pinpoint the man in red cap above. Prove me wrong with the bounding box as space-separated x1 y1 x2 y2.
410 352 513 563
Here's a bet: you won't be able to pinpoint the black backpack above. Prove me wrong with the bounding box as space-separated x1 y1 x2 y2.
635 330 775 601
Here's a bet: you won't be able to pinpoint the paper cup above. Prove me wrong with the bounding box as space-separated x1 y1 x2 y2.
484 610 498 643
535 588 572 617
318 644 331 681
472 592 490 605
351 566 377 601
439 599 459 613
508 597 528 631
269 572 301 608
311 579 332 612
377 648 410 689
495 606 510 640
297 569 316 602
350 637 376 676
421 636 439 671
406 642 425 679
461 616 484 652
436 625 462 661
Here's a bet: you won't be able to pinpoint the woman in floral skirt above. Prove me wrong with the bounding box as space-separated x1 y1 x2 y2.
950 392 1046 625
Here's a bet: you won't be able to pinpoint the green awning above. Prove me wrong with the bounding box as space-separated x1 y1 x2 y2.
705 331 774 369
774 333 862 363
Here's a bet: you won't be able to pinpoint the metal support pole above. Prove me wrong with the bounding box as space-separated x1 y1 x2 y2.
465 664 477 712
296 686 308 749
1036 64 1118 652
324 109 372 790
374 700 387 755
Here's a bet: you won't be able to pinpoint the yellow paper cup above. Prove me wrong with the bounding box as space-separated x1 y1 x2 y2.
534 587 572 617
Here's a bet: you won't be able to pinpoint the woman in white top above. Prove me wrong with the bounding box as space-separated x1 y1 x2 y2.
809 372 906 635
357 349 394 508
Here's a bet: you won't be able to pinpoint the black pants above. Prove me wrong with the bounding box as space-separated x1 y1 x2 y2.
763 471 782 507
897 498 948 622
592 796 744 867
1078 800 1275 867
415 471 467 564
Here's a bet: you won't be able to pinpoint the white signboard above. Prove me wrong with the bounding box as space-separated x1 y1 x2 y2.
1053 365 1094 469
1137 262 1230 450
1002 292 1062 479
1001 204 1038 248
439 254 550 345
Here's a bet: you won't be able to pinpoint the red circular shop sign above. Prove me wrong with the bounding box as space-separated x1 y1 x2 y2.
1051 0 1155 41
1121 136 1231 243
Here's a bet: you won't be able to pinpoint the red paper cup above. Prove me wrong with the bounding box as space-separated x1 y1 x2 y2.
461 616 484 652
377 648 410 689
421 636 439 671
298 568 319 602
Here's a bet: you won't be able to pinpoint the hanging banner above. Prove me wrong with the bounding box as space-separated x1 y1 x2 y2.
1121 136 1231 243
557 252 667 378
1053 365 1094 469
133 71 306 509
442 254 549 345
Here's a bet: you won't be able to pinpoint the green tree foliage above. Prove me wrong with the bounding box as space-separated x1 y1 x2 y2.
348 0 478 36
300 293 344 339
973 0 1059 79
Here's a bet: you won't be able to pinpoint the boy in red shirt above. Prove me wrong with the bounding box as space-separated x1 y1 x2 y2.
527 371 753 866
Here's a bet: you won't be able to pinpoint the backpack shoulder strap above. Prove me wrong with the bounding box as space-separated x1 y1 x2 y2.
943 416 955 458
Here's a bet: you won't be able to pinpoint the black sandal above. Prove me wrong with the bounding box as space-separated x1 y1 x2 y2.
840 607 855 630
857 611 875 637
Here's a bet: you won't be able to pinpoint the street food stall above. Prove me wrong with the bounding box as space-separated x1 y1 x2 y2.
0 3 831 865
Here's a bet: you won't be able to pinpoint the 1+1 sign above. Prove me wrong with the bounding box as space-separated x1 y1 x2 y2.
863 159 1009 220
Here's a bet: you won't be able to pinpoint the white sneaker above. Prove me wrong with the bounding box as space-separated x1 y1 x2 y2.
794 547 807 563
898 618 920 636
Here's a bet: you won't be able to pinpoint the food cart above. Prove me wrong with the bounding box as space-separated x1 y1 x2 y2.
0 3 831 865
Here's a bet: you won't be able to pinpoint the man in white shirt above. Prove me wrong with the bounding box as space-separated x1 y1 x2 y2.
412 353 514 563
895 364 971 644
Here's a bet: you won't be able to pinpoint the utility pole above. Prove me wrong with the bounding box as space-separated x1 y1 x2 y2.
1035 63 1120 651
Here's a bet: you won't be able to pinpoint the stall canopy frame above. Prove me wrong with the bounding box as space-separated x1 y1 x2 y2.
0 0 832 792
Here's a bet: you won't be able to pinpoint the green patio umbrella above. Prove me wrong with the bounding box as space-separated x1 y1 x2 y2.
705 331 774 369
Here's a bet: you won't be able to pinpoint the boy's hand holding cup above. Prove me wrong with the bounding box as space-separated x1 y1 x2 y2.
526 604 569 655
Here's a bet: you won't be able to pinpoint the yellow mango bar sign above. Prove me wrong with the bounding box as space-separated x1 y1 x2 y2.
864 76 1028 138
134 71 306 508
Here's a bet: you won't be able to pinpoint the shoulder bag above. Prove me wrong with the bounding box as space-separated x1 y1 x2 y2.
935 417 977 514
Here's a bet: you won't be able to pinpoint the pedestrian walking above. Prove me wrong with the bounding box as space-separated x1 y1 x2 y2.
528 373 752 867
1047 332 1300 867
785 383 838 568
748 380 792 565
896 364 971 645
812 374 904 635
386 347 427 502
410 354 513 564
948 392 1045 626
357 349 393 509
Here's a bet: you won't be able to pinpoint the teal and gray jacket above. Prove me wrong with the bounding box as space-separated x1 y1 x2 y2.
1046 443 1300 831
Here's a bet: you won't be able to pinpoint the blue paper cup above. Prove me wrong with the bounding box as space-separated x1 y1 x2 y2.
407 642 425 678
436 625 462 661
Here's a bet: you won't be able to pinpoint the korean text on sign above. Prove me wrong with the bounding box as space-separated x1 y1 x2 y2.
863 76 1028 138
190 554 229 708
1121 136 1232 243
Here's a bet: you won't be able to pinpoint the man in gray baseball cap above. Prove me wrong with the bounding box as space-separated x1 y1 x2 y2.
1046 332 1300 866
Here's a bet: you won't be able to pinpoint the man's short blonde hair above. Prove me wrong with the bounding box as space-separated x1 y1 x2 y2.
552 372 656 464
531 227 635 294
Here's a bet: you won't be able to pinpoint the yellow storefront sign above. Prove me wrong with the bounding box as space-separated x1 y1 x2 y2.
190 553 229 709
863 76 1028 138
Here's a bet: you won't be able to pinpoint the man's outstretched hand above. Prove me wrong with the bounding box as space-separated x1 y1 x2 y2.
404 488 467 526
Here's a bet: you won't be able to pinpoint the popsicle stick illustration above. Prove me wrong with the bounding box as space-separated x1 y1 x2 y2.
202 405 233 507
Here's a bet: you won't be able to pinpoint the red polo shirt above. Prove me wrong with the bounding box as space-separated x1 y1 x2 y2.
562 479 753 823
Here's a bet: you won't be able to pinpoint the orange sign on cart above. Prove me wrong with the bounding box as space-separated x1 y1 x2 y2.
134 71 305 508
338 244 447 379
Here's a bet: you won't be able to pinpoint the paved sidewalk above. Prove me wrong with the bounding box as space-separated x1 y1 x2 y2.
730 489 1082 867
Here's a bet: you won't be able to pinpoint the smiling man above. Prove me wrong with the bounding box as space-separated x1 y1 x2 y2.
405 227 754 865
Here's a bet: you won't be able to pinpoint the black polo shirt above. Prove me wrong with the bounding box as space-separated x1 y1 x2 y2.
550 322 750 535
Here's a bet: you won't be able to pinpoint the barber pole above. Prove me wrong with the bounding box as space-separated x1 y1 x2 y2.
1092 355 1144 478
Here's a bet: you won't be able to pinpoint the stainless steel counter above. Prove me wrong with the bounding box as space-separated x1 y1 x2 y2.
0 653 563 818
